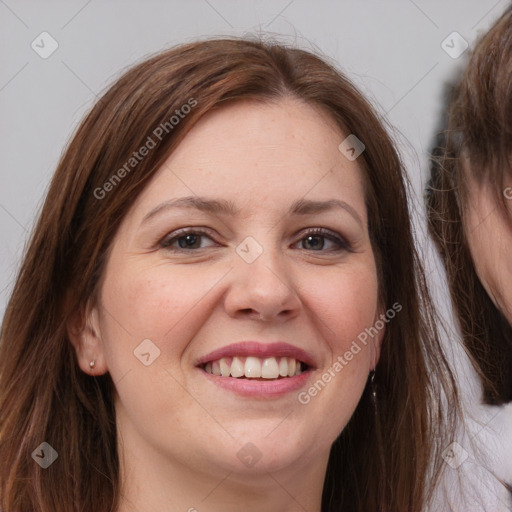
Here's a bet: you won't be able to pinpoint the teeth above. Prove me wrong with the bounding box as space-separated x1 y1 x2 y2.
261 357 280 379
287 358 296 377
279 357 288 377
230 357 244 378
211 360 221 376
244 357 262 378
220 358 230 377
203 356 304 379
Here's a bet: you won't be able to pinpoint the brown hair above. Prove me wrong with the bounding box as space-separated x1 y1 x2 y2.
0 37 457 511
427 7 512 404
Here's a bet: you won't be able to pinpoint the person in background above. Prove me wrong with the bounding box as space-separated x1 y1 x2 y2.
427 7 512 408
427 6 512 508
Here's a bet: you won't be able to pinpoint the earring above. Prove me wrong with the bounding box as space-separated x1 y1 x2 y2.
369 369 377 405
89 360 95 369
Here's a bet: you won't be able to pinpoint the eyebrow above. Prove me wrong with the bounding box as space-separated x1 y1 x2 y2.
141 195 363 227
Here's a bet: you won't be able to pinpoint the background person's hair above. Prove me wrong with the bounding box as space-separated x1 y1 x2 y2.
0 37 457 511
427 7 512 405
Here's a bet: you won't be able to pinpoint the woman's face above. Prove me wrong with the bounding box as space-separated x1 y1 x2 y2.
464 168 512 325
81 99 383 480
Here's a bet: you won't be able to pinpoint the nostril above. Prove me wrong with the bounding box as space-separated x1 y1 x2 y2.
239 309 271 321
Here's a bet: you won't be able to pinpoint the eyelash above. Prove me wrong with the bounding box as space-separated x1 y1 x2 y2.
159 227 351 253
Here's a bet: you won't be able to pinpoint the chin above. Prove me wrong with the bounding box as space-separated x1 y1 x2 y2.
203 421 328 475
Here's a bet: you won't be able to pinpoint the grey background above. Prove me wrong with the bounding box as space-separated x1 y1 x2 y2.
1 1 511 509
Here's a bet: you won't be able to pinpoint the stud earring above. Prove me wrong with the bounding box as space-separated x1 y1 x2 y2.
89 360 95 369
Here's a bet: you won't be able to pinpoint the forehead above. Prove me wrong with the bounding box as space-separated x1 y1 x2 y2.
176 98 345 167
132 98 368 220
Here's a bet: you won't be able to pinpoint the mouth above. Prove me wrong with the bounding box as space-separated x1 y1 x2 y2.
201 356 309 380
195 341 315 397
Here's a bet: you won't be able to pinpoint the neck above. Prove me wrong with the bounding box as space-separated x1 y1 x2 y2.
115 423 328 512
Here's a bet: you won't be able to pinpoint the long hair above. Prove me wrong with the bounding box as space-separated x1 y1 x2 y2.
427 7 512 405
0 37 457 511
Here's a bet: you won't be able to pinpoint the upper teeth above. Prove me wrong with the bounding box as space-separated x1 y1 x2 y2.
203 356 303 379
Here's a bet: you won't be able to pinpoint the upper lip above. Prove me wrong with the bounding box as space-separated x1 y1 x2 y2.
196 341 316 369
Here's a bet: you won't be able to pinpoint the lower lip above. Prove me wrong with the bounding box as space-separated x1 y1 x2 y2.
199 368 312 398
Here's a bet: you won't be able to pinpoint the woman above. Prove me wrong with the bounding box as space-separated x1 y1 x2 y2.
427 8 512 406
0 38 457 511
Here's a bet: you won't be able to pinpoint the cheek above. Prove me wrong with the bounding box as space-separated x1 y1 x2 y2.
296 263 379 429
465 207 512 307
98 262 224 373
97 263 221 436
301 262 379 355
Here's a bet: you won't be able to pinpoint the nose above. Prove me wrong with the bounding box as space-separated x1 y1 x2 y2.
223 247 301 322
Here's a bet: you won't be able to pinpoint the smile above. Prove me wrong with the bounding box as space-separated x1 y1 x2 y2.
195 341 316 397
201 356 306 379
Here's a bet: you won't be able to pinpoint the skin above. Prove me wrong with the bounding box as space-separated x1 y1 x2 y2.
464 169 512 325
69 98 384 512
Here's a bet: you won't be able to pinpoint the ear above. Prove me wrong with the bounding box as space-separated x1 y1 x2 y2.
67 300 108 375
369 305 386 371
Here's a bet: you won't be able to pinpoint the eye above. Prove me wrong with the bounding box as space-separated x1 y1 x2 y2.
295 228 351 252
160 228 218 251
159 227 350 253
